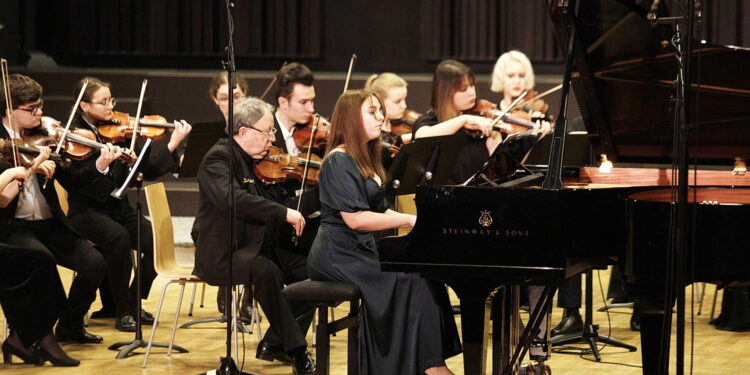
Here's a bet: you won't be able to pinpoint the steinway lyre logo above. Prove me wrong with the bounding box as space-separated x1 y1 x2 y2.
478 210 493 227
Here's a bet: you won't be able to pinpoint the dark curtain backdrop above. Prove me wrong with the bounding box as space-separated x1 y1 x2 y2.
19 0 749 73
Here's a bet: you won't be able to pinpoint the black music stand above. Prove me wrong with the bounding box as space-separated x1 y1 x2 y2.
386 134 468 196
108 140 188 359
550 268 637 361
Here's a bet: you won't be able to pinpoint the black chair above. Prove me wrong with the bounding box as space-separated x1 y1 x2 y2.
282 280 360 375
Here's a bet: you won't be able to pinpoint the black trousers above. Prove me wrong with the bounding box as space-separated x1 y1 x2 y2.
0 243 68 347
250 248 315 353
69 205 156 316
557 274 582 309
5 219 105 330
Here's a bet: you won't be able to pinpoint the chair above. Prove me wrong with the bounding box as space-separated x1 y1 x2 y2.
282 280 361 375
141 183 198 368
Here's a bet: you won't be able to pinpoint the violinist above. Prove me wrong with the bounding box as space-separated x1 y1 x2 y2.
269 63 322 252
0 153 80 366
272 62 316 162
412 60 504 184
62 76 191 332
0 73 107 345
492 50 584 339
363 72 414 169
193 97 316 375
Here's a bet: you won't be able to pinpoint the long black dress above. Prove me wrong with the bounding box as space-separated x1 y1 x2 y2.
308 152 461 375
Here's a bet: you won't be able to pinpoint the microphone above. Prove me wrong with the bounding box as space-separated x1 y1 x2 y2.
647 0 661 23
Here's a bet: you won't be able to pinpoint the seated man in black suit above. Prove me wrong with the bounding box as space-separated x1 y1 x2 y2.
193 97 316 375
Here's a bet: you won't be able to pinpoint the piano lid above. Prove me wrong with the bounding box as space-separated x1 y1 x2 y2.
548 0 750 164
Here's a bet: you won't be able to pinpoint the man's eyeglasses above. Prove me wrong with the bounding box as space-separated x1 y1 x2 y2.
15 100 44 115
246 126 277 138
86 97 117 107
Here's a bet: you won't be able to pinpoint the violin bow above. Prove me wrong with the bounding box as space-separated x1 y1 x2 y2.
291 114 321 246
510 84 562 112
1 59 19 169
130 79 149 152
342 54 358 93
491 90 528 128
259 61 288 100
54 80 89 156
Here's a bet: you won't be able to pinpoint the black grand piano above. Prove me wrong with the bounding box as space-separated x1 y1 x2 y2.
379 1 750 374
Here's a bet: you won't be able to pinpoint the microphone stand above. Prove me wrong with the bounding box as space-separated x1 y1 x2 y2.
109 141 187 358
201 1 257 374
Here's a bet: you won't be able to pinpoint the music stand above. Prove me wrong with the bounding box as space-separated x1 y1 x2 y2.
386 134 468 196
108 140 189 359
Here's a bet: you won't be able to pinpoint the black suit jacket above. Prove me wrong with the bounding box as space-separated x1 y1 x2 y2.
61 115 179 216
193 137 291 286
0 125 99 240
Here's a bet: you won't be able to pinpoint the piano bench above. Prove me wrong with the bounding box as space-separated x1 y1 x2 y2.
282 280 361 375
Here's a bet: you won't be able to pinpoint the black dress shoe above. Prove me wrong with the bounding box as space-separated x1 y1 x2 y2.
141 309 155 325
256 340 293 365
630 313 641 331
115 314 137 332
293 350 316 375
55 325 104 344
2 340 37 364
551 314 583 337
32 343 79 367
90 308 117 319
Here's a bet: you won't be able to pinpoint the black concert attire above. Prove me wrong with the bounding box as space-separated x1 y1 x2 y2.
272 114 321 252
60 114 179 323
308 152 462 374
413 112 540 184
413 112 489 184
193 137 316 355
713 285 750 331
0 126 106 335
0 243 67 347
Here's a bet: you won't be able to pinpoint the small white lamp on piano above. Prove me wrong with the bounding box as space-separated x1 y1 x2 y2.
598 154 613 173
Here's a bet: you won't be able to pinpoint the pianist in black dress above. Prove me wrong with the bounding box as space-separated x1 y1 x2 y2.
308 89 462 375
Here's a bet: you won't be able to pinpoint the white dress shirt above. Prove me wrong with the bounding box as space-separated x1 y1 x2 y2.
2 124 54 221
275 112 300 156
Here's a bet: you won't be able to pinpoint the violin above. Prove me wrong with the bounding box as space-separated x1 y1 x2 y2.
389 108 422 136
464 99 539 135
97 111 175 143
26 117 135 164
253 146 321 185
293 114 331 151
0 138 69 167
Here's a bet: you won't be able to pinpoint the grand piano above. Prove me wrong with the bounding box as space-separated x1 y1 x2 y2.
379 1 750 374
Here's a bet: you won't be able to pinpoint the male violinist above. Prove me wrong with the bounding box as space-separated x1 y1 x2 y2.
0 73 108 344
271 62 316 162
269 62 322 252
193 97 316 375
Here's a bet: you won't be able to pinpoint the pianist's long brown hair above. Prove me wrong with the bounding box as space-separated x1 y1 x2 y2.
325 89 386 182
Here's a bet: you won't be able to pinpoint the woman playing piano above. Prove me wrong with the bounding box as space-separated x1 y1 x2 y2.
308 89 462 375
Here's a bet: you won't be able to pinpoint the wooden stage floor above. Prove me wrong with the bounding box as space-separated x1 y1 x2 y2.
2 249 748 374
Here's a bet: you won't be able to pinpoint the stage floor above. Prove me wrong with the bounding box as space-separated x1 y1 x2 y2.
2 246 748 375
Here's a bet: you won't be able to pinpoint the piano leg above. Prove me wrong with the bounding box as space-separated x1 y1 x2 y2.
459 295 492 375
635 297 671 375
